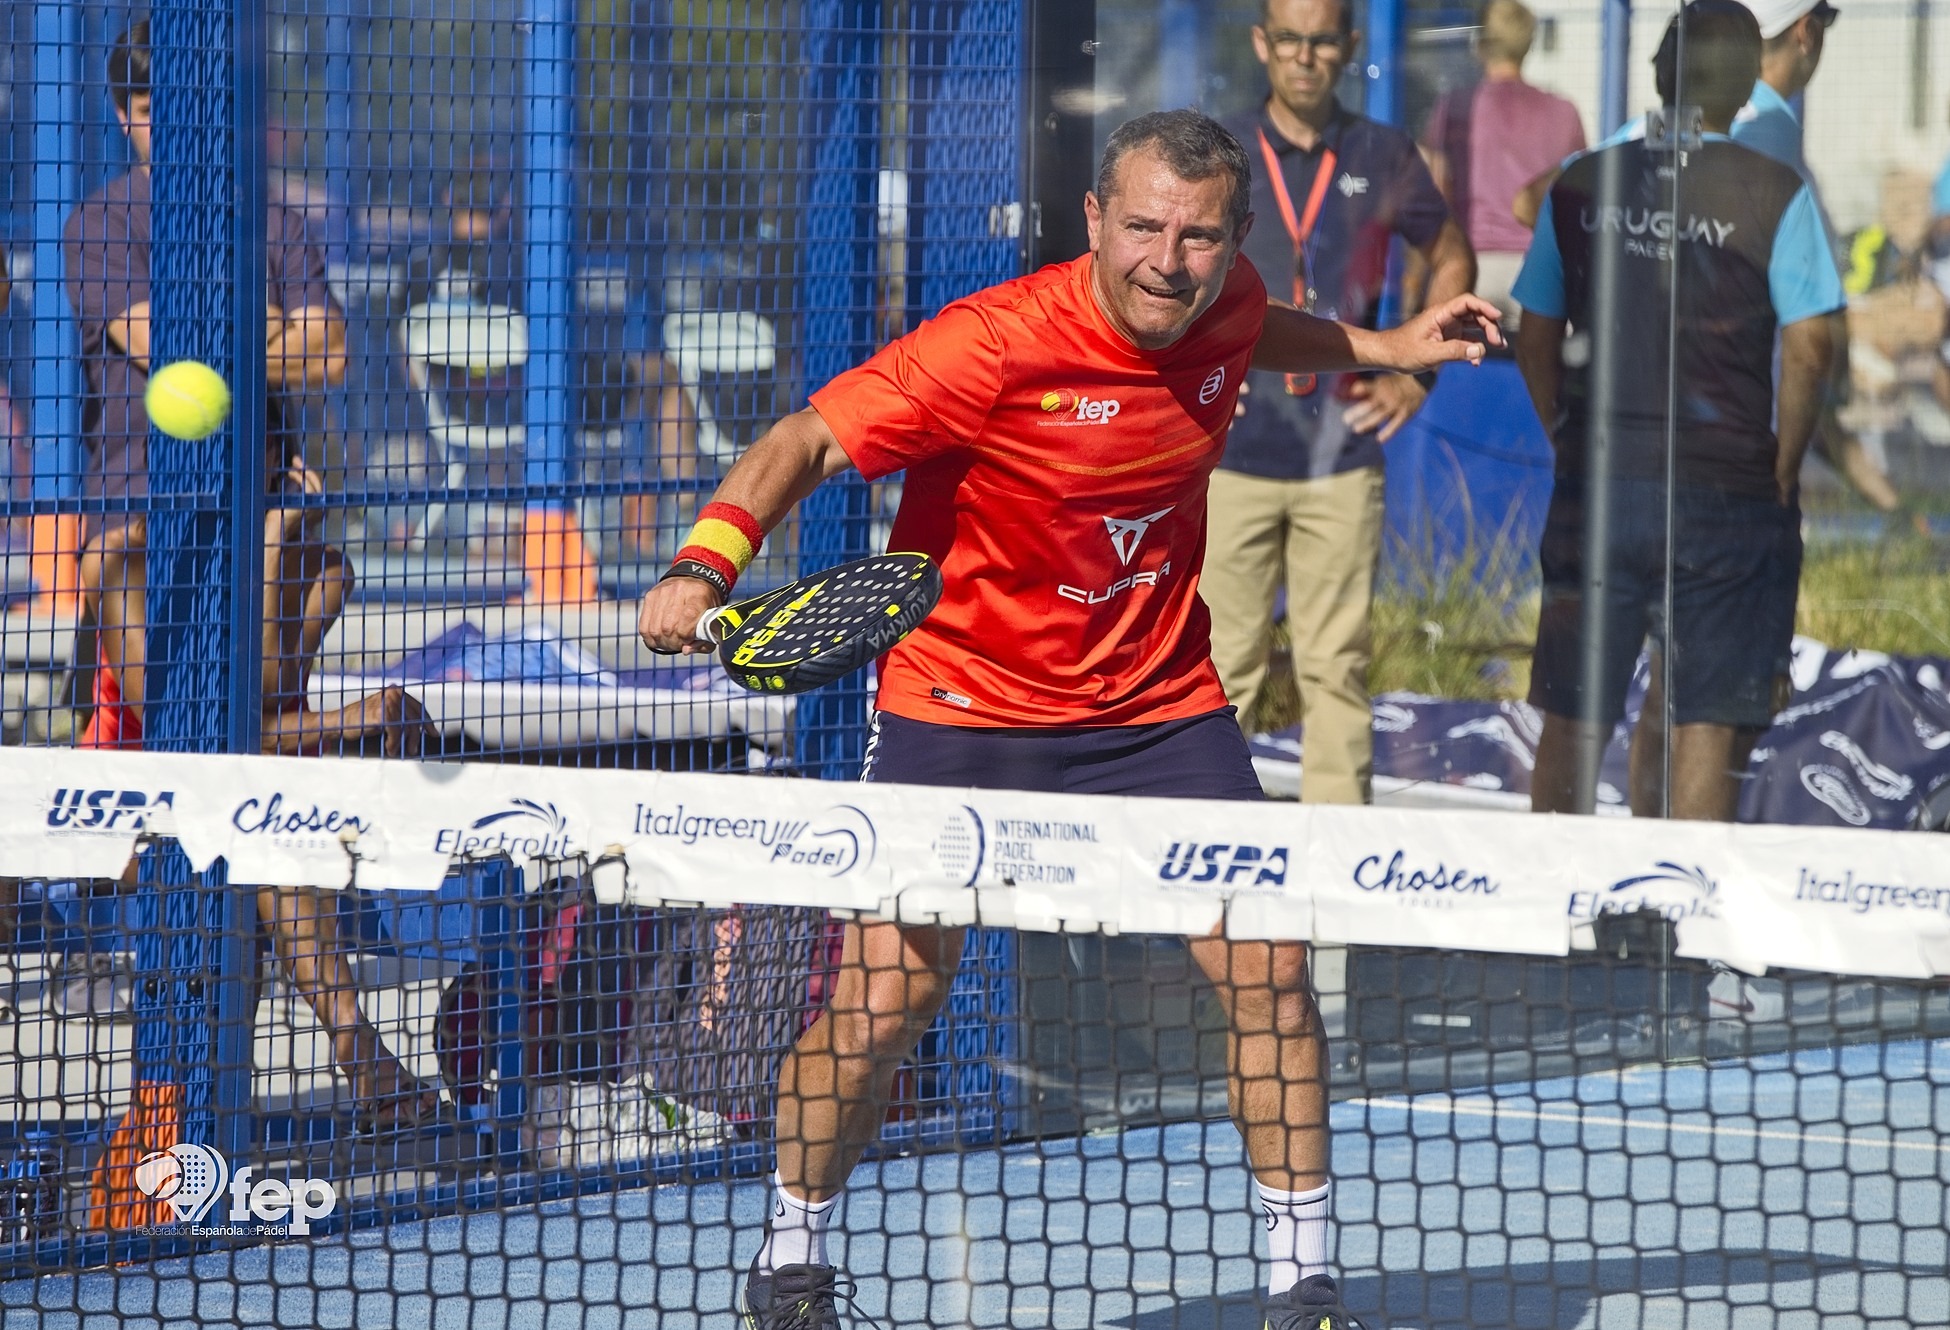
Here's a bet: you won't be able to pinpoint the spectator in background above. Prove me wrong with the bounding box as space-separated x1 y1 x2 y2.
1735 0 1924 533
1420 0 1585 328
398 162 701 558
1513 0 1842 820
65 22 438 1131
1207 0 1476 804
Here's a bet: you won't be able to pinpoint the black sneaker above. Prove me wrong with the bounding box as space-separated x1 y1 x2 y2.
740 1257 877 1330
1263 1274 1366 1330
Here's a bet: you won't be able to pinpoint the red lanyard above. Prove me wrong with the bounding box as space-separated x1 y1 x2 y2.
1257 127 1337 394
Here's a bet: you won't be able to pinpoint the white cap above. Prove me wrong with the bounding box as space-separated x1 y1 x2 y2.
1743 0 1822 40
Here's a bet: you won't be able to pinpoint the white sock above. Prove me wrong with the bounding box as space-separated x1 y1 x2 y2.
1258 1179 1331 1295
758 1173 839 1272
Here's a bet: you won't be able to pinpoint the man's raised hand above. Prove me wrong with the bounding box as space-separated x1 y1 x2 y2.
1379 295 1504 372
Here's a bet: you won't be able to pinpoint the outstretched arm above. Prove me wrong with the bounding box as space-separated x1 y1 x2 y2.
635 406 855 651
1253 294 1502 376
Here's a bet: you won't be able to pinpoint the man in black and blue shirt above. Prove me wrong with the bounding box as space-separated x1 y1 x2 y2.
1209 0 1476 805
1512 0 1843 820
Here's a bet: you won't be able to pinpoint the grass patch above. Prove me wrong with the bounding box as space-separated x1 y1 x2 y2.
1795 536 1950 658
1243 529 1540 733
1243 525 1950 735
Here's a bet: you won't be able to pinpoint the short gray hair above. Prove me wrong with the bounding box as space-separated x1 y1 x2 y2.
1095 110 1253 235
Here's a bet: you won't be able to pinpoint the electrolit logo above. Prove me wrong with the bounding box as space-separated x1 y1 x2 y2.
1569 861 1719 922
435 798 580 857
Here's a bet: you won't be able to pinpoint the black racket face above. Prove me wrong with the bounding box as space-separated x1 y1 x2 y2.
716 553 943 694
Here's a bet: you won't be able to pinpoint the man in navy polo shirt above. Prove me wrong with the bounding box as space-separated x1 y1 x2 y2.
1209 0 1476 804
1512 0 1843 820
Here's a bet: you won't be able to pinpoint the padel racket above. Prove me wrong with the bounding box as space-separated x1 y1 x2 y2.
699 552 942 694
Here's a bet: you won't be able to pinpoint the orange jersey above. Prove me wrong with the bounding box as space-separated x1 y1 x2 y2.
810 253 1267 727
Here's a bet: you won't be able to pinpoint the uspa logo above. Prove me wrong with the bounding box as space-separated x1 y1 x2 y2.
933 805 986 887
46 788 174 834
1570 860 1719 922
134 1142 336 1236
435 798 580 857
1158 842 1290 889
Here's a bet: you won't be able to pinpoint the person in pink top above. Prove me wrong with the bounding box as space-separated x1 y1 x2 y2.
1421 0 1586 327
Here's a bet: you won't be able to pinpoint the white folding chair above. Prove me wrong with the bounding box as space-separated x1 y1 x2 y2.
660 311 778 470
400 281 531 549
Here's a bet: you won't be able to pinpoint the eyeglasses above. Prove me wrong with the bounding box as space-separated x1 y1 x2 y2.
1810 2 1839 28
1263 29 1348 59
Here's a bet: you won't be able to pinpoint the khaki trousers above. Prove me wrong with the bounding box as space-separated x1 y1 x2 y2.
1203 465 1385 804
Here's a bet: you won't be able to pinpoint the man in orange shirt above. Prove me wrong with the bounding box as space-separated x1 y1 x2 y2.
637 110 1498 1330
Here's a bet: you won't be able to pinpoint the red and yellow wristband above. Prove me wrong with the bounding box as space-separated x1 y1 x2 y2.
662 501 766 600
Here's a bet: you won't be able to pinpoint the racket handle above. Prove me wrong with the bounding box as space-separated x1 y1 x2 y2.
694 607 729 646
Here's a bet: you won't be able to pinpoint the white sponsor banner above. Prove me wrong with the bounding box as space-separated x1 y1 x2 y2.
1122 801 1314 940
6 748 1950 979
620 770 894 914
1564 817 1732 950
1685 823 1950 979
0 749 179 881
1305 806 1583 956
913 787 1135 932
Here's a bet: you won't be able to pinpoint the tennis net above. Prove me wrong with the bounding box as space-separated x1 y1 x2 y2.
1 748 1947 1329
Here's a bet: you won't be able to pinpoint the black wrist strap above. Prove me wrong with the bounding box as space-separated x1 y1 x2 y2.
661 558 734 601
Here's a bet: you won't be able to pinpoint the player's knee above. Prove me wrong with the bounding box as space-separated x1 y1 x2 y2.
318 548 353 607
832 968 951 1061
1228 947 1314 1034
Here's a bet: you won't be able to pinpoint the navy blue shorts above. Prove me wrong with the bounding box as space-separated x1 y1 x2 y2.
1530 478 1801 730
861 709 1265 801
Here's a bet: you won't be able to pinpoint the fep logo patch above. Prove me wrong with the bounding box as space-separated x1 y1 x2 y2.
134 1141 336 1235
1035 389 1122 425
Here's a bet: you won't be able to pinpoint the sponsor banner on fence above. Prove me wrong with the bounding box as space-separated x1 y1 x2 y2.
1124 801 1314 940
5 748 1950 980
1305 806 1584 956
870 786 1138 931
1684 823 1950 978
619 770 895 913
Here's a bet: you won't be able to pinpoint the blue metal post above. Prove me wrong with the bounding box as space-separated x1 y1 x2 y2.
29 2 82 504
1158 0 1204 109
1365 0 1405 126
229 0 267 763
794 0 882 780
1600 0 1632 136
522 0 576 508
216 0 270 1167
1366 0 1406 328
322 0 355 262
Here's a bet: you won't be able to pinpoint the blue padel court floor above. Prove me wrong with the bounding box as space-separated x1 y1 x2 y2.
8 1038 1947 1330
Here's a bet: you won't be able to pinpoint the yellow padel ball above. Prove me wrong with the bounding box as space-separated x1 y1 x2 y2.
145 361 232 441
